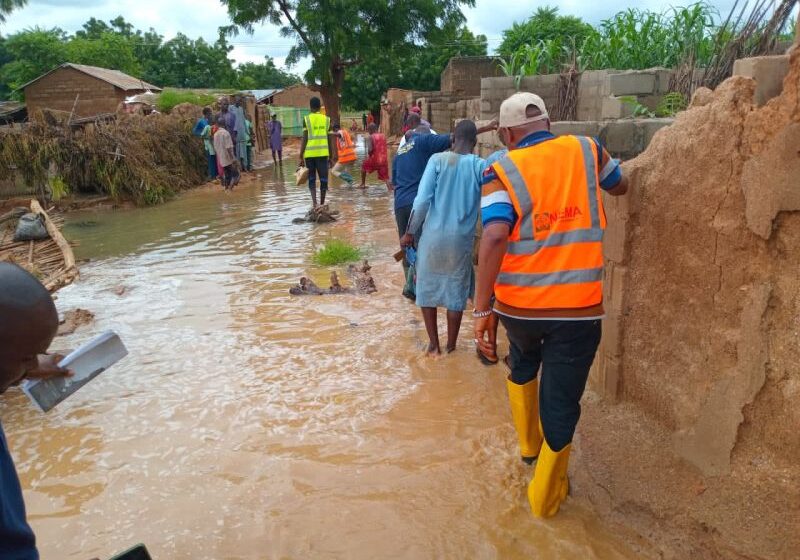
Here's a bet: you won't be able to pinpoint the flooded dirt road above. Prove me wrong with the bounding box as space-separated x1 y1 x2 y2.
1 159 644 559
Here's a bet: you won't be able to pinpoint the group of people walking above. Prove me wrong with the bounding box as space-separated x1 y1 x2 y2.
299 96 389 206
199 89 631 520
395 91 628 518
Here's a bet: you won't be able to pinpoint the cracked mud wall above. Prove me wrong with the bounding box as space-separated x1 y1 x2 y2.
578 50 800 559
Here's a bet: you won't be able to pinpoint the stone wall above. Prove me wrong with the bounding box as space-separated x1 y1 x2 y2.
24 67 129 117
440 56 502 97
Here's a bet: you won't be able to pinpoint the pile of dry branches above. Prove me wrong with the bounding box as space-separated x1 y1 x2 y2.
0 110 207 205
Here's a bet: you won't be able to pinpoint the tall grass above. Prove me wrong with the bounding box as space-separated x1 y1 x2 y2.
312 239 362 266
501 3 719 78
157 90 219 113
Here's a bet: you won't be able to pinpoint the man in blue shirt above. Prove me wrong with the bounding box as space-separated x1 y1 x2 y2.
391 117 497 295
1 263 72 560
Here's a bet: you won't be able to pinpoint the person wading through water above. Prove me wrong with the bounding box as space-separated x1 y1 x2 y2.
331 122 357 186
400 120 486 355
474 92 628 518
299 97 334 207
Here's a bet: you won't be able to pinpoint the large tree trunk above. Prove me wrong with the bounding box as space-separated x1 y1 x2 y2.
320 84 340 125
320 61 347 125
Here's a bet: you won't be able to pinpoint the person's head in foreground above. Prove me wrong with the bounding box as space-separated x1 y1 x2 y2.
452 119 478 154
271 114 277 121
367 123 377 134
202 107 212 120
405 113 421 130
310 97 322 112
497 92 550 149
0 263 59 393
216 116 227 130
219 98 229 112
332 122 341 132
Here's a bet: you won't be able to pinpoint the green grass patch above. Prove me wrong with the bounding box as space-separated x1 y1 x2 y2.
156 90 219 113
312 239 362 266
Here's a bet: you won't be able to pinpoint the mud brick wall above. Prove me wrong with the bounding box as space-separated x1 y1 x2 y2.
24 67 128 117
441 56 502 97
271 85 316 109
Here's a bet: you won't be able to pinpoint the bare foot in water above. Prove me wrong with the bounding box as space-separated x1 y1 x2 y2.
445 345 456 354
426 343 441 356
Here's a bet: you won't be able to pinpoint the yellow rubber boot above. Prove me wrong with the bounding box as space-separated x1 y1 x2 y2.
505 377 543 464
528 439 571 518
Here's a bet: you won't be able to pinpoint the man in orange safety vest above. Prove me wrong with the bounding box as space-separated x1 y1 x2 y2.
474 92 629 518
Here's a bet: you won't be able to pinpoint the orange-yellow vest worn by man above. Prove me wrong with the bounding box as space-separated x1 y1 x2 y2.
480 92 624 518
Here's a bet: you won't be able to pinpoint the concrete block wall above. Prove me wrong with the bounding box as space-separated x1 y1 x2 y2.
481 68 674 122
733 55 790 106
477 118 673 162
441 56 503 97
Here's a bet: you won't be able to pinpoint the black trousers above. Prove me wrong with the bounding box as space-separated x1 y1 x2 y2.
306 156 329 193
499 316 602 452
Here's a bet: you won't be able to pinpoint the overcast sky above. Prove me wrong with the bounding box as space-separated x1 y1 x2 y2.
0 0 767 74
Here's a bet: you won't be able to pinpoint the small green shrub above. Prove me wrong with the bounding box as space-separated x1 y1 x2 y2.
619 96 656 118
48 175 69 201
312 239 362 266
656 92 688 117
157 90 219 113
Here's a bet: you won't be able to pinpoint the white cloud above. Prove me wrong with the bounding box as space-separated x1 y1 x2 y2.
2 0 790 71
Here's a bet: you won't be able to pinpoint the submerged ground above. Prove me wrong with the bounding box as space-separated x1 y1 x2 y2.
0 154 647 559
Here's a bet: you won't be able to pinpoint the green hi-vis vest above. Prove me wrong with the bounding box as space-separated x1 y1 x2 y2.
303 112 331 158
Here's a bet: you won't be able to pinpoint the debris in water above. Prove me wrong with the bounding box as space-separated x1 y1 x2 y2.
57 308 95 335
292 204 340 224
290 260 377 295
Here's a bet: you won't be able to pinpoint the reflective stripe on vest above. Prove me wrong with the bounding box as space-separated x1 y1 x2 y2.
492 135 606 310
304 113 330 158
337 129 357 163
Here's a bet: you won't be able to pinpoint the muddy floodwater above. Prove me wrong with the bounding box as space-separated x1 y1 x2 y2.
1 157 643 559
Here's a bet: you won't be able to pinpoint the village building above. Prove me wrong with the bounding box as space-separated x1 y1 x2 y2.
260 84 316 108
21 63 162 118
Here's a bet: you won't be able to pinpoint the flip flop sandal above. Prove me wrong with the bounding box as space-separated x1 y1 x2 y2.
476 346 499 366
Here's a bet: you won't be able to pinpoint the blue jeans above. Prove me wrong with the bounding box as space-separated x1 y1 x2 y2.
207 153 217 179
499 316 602 451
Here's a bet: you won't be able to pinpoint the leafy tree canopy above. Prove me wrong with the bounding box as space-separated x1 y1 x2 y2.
0 15 300 100
221 0 475 122
342 23 487 111
497 6 593 58
0 0 26 24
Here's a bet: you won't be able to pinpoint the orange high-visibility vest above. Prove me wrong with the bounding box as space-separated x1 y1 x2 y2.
492 135 607 311
336 129 357 164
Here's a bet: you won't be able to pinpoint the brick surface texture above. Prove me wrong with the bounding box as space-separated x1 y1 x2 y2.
24 67 142 117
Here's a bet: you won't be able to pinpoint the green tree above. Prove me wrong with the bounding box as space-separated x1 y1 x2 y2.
66 32 141 77
0 0 27 24
221 0 474 123
0 27 68 94
497 6 593 58
236 57 300 89
342 24 486 112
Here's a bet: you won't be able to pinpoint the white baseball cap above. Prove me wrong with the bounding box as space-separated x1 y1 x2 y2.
498 92 549 128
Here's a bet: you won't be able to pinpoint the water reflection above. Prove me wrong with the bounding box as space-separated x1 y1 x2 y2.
0 156 643 559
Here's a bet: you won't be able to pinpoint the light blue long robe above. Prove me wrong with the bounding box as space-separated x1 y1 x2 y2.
408 152 487 311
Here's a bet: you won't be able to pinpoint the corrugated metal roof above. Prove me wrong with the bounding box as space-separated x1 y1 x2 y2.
19 63 162 92
245 89 283 102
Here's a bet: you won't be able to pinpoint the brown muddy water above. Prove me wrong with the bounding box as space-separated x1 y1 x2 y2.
1 158 642 559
